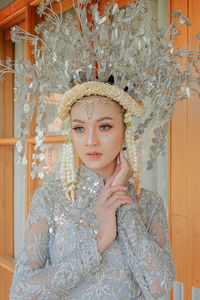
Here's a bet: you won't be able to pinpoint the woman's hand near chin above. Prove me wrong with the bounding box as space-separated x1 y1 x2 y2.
111 148 133 187
95 167 133 254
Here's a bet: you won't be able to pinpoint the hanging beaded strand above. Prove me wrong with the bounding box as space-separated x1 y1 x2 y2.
60 98 144 202
60 128 77 202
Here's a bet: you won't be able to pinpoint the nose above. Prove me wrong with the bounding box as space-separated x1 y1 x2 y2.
86 128 99 146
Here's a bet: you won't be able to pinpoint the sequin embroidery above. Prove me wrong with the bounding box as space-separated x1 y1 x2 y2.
10 163 175 300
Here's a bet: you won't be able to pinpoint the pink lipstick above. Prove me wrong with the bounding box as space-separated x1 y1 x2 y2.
86 152 102 159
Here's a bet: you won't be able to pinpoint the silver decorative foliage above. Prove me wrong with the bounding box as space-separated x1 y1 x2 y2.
0 0 199 178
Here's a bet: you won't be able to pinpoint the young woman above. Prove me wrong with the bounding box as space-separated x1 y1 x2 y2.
10 94 175 300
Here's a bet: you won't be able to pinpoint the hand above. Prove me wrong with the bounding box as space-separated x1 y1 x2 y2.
95 167 133 254
111 148 133 187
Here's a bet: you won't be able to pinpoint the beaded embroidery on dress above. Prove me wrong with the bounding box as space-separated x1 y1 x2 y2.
10 164 175 300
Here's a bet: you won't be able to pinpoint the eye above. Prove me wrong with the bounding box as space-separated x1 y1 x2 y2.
72 126 85 132
99 124 112 131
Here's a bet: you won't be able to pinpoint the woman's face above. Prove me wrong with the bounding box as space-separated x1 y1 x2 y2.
70 97 125 177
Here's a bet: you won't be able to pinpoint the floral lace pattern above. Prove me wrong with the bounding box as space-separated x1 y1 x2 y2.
10 164 175 299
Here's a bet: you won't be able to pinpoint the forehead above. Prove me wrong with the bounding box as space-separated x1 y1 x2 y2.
70 96 122 121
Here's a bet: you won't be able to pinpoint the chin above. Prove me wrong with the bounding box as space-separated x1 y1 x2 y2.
84 160 105 170
83 157 115 171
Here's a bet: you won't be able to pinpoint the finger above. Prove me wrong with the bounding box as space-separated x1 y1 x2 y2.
119 148 125 161
103 166 122 189
104 164 121 187
104 185 128 199
109 199 133 212
114 163 121 174
104 173 116 188
119 149 133 176
120 148 129 166
99 185 128 203
106 195 133 207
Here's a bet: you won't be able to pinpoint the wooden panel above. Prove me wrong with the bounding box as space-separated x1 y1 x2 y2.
1 13 25 31
4 20 25 41
0 146 14 256
0 138 19 145
0 0 36 28
29 0 42 6
0 26 14 300
0 0 73 28
0 0 134 29
4 39 14 137
169 0 188 46
0 5 25 28
170 0 188 217
0 30 4 137
171 214 188 298
187 0 200 294
0 0 27 21
0 255 15 273
0 267 13 300
170 101 188 217
0 39 14 138
25 5 35 63
0 136 66 146
189 217 200 289
170 0 200 299
0 30 14 263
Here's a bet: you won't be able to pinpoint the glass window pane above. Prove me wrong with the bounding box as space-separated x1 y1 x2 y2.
129 0 169 210
14 145 25 258
13 39 26 258
44 93 66 136
42 143 64 183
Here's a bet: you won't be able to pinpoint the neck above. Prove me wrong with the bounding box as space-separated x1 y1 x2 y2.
92 159 117 183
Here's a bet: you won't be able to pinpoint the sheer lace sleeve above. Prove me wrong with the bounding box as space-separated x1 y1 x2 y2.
117 191 175 299
10 186 101 300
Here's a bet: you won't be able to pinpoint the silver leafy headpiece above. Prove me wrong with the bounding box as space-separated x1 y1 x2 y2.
0 0 199 182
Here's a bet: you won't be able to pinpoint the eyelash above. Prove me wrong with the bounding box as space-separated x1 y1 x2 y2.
72 124 112 133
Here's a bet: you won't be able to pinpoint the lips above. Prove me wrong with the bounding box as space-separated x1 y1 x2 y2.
86 152 102 155
86 152 102 159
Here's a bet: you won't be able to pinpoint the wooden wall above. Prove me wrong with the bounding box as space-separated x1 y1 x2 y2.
0 27 15 299
169 0 200 299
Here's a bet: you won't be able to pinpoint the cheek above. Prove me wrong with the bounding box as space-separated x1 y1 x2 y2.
71 127 124 151
71 133 83 150
101 129 124 146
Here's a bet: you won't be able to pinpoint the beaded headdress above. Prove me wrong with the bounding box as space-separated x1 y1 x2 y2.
0 0 199 201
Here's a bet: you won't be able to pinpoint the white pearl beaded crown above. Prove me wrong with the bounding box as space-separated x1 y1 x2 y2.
58 81 146 121
58 82 145 201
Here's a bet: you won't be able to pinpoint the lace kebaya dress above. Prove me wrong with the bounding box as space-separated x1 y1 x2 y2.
10 164 175 300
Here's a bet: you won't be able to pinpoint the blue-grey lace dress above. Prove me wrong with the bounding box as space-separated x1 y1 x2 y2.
10 164 175 300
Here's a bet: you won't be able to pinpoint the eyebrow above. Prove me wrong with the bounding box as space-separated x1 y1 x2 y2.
72 117 114 123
